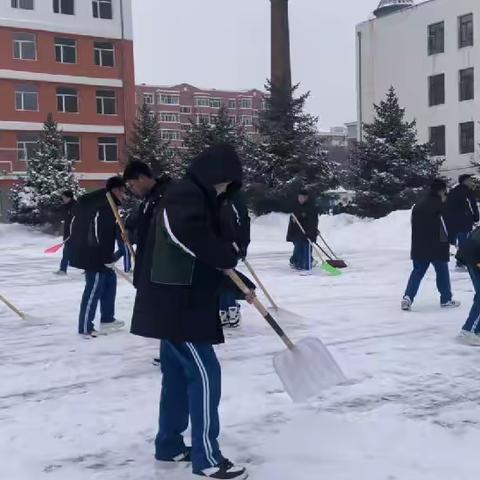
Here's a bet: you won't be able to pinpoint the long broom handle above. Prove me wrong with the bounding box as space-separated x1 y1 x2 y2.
0 294 26 320
226 270 294 350
291 214 328 262
233 243 279 310
317 231 338 260
106 192 136 262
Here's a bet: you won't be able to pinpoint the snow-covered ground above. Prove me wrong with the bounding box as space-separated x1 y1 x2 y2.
1 211 480 480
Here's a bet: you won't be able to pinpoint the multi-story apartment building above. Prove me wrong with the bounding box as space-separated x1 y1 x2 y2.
357 0 479 175
0 0 135 220
135 83 267 151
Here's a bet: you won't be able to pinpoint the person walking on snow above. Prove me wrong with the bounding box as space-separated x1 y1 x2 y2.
446 174 479 269
55 190 77 275
69 176 127 338
287 189 318 273
130 145 250 479
401 179 460 311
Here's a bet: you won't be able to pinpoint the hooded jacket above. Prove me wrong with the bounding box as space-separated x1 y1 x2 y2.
287 201 319 243
446 184 479 235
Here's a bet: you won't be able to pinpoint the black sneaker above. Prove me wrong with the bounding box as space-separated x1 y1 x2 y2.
195 459 248 479
152 358 161 367
156 447 191 463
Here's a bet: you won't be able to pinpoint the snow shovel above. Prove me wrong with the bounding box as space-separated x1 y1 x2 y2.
0 294 51 326
226 270 346 403
291 215 342 276
106 192 136 261
44 240 67 254
317 231 348 269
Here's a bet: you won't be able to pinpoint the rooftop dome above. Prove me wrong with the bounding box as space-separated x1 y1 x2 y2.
374 0 414 18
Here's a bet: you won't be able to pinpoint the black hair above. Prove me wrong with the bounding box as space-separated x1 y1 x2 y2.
459 174 472 184
123 161 154 181
62 190 74 199
430 178 448 194
106 176 126 192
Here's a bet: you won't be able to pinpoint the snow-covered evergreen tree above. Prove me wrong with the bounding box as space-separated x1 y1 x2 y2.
348 86 443 218
9 113 82 225
247 82 336 214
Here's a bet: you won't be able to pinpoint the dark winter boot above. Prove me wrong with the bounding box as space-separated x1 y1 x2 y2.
155 447 191 463
194 459 248 479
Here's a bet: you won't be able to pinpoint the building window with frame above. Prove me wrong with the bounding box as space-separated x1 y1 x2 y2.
160 112 180 123
429 74 445 106
55 37 77 64
17 133 39 161
53 0 74 15
11 0 34 10
92 0 112 19
229 115 236 125
429 125 446 156
13 32 36 60
239 98 253 109
197 114 210 124
428 21 444 55
210 98 221 108
143 93 154 105
94 41 115 67
459 13 474 48
459 121 475 154
241 115 253 126
195 97 210 107
15 85 38 111
459 67 474 101
64 135 80 161
228 99 236 109
158 94 179 105
160 130 182 141
96 90 116 115
98 137 117 161
180 106 191 114
56 87 78 113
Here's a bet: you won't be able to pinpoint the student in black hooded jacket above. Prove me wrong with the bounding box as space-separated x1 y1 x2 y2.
130 145 249 479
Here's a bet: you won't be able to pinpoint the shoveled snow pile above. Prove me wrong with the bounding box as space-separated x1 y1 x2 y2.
1 210 479 480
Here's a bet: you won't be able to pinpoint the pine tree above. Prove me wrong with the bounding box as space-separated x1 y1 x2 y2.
247 82 336 214
348 86 443 218
9 113 82 225
127 103 175 177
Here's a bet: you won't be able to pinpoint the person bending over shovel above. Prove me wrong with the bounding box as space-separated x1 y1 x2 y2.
130 144 251 479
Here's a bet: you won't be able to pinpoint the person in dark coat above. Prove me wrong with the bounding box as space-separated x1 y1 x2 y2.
401 179 460 311
55 190 77 275
446 174 479 268
69 176 126 337
287 190 318 272
130 145 249 479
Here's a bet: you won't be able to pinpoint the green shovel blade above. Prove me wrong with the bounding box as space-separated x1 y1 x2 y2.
322 261 342 276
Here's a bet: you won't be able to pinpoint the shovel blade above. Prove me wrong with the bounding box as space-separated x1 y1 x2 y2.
273 337 346 403
44 242 64 254
327 259 348 269
322 262 342 276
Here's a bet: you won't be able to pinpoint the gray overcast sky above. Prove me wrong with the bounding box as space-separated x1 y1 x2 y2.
132 0 380 129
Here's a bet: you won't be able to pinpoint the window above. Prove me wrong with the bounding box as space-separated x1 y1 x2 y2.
92 0 112 19
96 90 116 115
143 93 154 105
15 85 38 111
94 41 115 67
160 112 180 123
98 137 117 161
229 115 236 125
56 87 78 113
11 0 34 10
13 32 36 60
460 122 475 154
210 98 221 108
195 97 210 107
64 136 80 161
261 99 267 110
239 98 253 109
428 22 444 55
241 115 253 126
158 94 179 105
459 14 474 48
180 106 191 114
429 74 445 106
429 125 446 156
55 37 77 64
161 130 182 141
228 99 236 109
197 114 210 124
17 133 39 161
459 68 474 101
53 0 74 15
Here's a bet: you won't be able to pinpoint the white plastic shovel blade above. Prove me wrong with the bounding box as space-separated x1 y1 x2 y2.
273 337 346 403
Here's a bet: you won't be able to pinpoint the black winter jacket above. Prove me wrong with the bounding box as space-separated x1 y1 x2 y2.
411 193 450 262
69 189 119 272
131 145 242 344
446 184 479 235
456 227 480 268
61 199 77 240
287 202 318 242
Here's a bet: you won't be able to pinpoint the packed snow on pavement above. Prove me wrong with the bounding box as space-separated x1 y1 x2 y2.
1 211 480 480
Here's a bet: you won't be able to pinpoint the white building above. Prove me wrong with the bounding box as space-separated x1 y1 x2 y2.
357 0 479 175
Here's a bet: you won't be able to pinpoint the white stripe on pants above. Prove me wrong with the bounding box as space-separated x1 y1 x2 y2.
83 273 100 334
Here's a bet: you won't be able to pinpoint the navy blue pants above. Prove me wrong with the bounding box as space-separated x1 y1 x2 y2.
456 231 470 267
117 239 132 273
291 240 313 270
219 291 238 311
404 260 452 305
78 269 117 334
463 266 480 334
155 340 223 473
59 241 71 273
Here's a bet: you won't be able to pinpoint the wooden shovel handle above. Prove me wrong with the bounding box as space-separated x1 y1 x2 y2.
291 214 326 261
106 192 136 261
0 294 26 320
225 270 294 350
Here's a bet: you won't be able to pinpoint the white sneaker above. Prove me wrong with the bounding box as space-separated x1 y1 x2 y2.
227 306 241 328
458 330 480 346
441 300 461 309
401 296 412 311
220 310 229 327
195 459 248 479
100 320 125 331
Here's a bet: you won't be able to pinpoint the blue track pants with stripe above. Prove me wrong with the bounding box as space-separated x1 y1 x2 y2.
155 340 223 472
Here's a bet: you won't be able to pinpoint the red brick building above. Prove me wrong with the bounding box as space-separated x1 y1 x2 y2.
0 0 135 220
